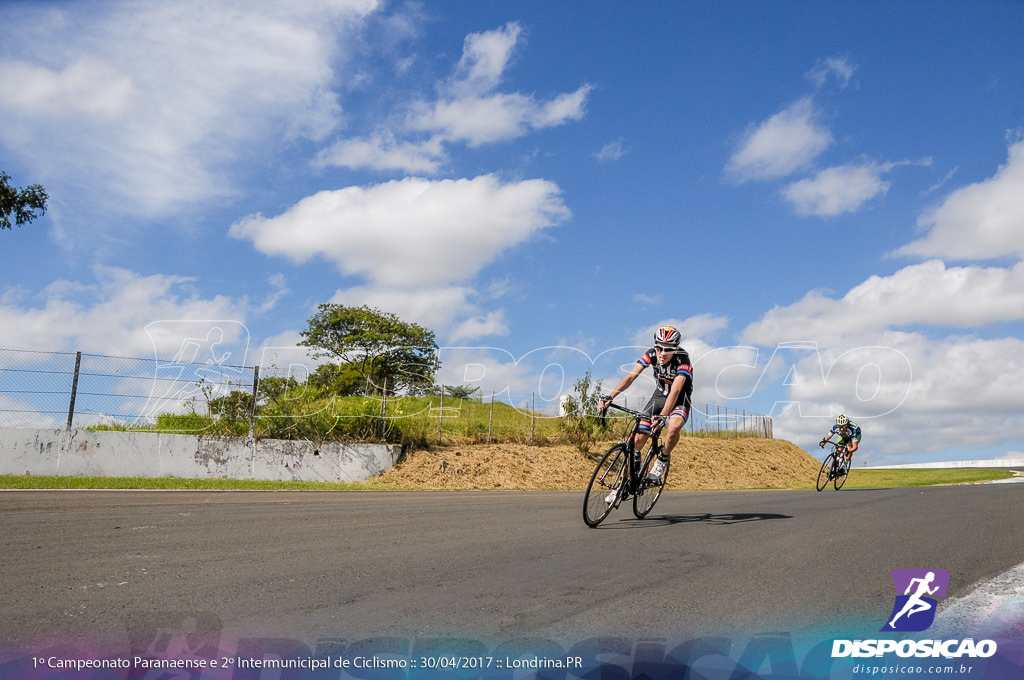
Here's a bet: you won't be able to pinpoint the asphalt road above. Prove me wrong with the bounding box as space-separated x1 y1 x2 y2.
2 485 1023 655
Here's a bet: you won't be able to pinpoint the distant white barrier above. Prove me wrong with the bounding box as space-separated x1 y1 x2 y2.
864 458 1024 470
0 428 400 482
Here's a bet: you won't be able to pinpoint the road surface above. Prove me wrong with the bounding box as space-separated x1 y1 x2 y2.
2 485 1023 658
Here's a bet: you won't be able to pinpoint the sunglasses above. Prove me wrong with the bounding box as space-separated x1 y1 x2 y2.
654 346 675 354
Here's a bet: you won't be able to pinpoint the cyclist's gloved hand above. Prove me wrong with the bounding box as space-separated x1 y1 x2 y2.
819 439 827 448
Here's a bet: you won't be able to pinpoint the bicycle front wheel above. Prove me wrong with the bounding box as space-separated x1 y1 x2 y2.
584 443 627 527
633 454 668 519
834 457 850 490
816 454 834 492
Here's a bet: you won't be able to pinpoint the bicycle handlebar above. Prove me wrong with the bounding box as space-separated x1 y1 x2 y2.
598 401 644 419
598 401 666 430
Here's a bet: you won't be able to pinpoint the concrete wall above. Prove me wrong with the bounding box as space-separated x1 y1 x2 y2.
0 428 401 483
863 458 1024 469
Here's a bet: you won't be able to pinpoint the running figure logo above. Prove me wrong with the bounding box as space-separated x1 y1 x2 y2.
882 568 950 632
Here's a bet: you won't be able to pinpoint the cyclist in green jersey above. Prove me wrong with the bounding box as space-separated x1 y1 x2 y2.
820 414 862 463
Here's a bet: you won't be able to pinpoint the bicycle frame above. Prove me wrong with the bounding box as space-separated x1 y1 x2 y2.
603 402 661 494
816 441 850 491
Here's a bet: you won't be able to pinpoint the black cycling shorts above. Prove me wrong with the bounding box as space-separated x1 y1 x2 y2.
639 393 690 433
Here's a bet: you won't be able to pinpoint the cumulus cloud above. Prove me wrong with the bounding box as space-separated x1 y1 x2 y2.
0 0 377 224
741 259 1024 346
0 266 248 357
770 332 1024 462
782 162 892 217
315 132 446 174
230 174 570 288
448 21 522 98
737 255 1024 461
325 22 592 171
726 97 833 182
327 284 508 342
896 137 1024 260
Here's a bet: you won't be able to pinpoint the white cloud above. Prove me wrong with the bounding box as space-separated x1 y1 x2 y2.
806 56 857 89
595 139 628 162
448 312 510 343
229 174 571 288
632 293 663 306
0 57 136 120
771 332 1024 461
257 274 291 314
741 260 1024 346
315 132 446 173
0 0 378 224
408 87 592 148
726 97 833 182
737 255 1024 461
782 162 891 216
448 21 521 98
325 22 592 171
231 173 568 342
896 136 1024 260
0 266 248 357
328 284 506 341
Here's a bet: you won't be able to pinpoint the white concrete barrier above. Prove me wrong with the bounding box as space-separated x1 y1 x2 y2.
0 428 401 482
863 458 1024 469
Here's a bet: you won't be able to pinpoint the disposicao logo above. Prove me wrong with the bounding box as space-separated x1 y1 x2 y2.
882 568 949 632
831 568 998 660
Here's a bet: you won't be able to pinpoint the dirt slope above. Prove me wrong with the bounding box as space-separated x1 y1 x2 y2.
376 437 821 490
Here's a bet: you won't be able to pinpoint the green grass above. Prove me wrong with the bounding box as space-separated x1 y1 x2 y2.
837 467 1016 488
1 467 1015 491
84 394 770 447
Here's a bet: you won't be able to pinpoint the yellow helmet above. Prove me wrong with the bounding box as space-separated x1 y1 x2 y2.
836 414 849 426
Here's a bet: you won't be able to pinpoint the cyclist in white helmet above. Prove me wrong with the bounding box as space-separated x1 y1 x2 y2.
820 414 862 464
598 326 693 481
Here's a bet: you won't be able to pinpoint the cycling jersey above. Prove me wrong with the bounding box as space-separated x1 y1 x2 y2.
636 347 694 428
829 421 862 444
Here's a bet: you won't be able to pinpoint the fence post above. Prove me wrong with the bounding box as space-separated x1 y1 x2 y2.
248 365 260 440
379 377 388 440
439 387 444 445
66 351 82 430
531 393 535 445
488 391 494 444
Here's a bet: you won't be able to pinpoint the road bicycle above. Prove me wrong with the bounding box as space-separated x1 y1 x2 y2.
583 402 669 527
816 441 851 491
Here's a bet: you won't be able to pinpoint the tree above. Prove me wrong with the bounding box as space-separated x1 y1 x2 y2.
443 385 481 400
307 362 365 397
1 172 48 230
209 390 254 422
560 370 604 452
299 304 439 395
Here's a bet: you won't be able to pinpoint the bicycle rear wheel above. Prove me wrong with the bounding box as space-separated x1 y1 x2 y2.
816 454 835 492
633 452 668 518
584 443 627 527
834 456 850 490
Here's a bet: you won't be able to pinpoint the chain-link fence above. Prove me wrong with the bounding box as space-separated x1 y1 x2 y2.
0 346 772 439
0 347 256 429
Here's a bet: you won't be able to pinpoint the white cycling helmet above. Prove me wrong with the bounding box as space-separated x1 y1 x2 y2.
654 326 681 347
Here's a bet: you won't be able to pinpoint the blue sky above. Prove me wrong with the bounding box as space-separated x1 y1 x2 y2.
1 0 1023 465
